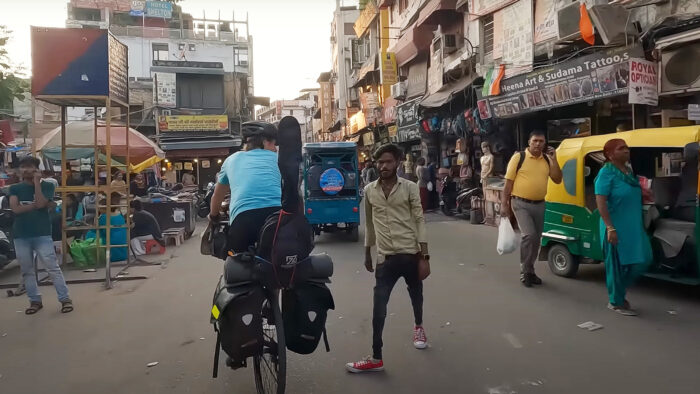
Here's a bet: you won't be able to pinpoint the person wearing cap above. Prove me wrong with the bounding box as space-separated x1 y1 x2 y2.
209 122 281 253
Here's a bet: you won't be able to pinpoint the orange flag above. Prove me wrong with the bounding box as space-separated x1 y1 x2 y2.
490 64 506 96
579 3 595 45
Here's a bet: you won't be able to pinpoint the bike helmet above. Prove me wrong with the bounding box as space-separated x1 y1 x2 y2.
241 121 277 142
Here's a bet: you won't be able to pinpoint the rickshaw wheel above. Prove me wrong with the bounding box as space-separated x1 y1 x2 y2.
548 244 579 278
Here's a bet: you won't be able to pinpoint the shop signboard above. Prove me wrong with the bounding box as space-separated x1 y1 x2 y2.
428 50 444 94
108 34 129 104
533 0 558 43
32 28 130 101
130 0 145 16
71 0 131 11
628 58 658 106
380 52 398 86
689 104 700 121
154 72 176 107
145 1 172 19
396 98 422 143
481 46 642 119
158 115 229 132
362 131 375 146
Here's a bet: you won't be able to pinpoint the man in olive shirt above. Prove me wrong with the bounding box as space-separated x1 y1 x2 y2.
501 131 562 287
346 144 429 373
9 156 72 314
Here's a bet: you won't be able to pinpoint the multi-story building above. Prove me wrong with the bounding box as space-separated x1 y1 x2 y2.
330 3 361 138
256 95 317 142
62 0 259 188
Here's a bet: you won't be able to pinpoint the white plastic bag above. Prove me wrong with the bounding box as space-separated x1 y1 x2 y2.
497 217 519 255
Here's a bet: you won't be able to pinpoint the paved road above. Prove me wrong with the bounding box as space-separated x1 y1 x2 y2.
1 215 700 393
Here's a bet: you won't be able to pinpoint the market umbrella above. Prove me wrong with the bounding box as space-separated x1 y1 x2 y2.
35 121 165 172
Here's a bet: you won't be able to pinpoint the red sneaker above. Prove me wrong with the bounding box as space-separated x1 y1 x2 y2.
345 356 384 373
413 325 427 349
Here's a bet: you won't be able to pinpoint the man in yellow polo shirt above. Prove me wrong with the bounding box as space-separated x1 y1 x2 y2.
501 130 562 287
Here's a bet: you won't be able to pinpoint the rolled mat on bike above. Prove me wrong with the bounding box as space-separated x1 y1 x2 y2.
277 116 302 213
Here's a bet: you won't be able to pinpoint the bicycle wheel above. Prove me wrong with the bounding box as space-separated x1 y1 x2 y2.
253 290 286 394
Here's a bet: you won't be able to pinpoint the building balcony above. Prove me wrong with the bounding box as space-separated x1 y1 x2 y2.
109 25 248 44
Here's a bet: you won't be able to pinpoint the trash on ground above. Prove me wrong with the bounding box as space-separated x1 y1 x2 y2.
83 268 97 273
667 310 677 315
445 321 451 326
199 337 205 340
577 321 603 331
147 362 159 367
2 333 7 337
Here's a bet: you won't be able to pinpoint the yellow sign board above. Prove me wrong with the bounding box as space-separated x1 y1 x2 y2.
380 52 398 86
158 115 229 132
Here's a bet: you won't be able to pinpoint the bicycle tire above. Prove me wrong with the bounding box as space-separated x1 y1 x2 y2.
253 290 287 394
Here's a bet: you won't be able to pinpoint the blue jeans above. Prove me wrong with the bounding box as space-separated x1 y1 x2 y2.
14 236 70 303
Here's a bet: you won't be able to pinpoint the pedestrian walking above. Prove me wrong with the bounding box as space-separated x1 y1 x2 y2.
595 139 652 316
415 157 429 211
362 160 379 186
501 131 562 287
346 144 429 373
9 156 73 314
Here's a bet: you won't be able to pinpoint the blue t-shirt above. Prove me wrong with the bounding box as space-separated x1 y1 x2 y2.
218 149 281 222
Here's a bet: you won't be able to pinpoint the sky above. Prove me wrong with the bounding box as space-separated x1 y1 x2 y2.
0 0 358 101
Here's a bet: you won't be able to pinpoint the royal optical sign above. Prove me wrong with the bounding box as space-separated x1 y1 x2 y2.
158 115 229 132
354 1 378 37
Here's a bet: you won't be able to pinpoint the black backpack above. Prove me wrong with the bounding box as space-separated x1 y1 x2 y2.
256 209 314 289
282 281 335 354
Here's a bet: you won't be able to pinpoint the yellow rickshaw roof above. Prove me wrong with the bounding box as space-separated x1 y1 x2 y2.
557 126 700 159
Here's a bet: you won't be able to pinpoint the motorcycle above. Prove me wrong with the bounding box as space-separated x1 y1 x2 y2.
197 182 216 218
0 195 15 270
439 175 482 218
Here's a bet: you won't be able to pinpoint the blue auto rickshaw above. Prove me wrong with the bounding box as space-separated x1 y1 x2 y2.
303 142 361 241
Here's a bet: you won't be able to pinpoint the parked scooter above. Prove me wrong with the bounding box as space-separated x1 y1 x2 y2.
0 195 15 271
197 181 216 218
439 172 482 218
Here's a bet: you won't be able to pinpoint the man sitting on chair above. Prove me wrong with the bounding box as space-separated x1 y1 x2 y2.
130 200 164 256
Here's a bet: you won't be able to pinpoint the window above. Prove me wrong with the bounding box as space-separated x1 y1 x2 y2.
176 74 225 110
188 44 196 51
178 43 186 50
72 7 102 22
344 23 356 36
152 43 169 61
482 14 494 57
351 38 369 68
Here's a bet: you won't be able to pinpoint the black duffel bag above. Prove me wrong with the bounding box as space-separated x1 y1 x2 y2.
282 281 335 355
211 276 264 369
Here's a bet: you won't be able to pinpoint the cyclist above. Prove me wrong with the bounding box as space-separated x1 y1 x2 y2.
209 121 281 253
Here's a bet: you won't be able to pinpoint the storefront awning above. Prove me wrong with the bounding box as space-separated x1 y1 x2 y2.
416 0 458 28
420 73 477 108
390 23 434 67
351 70 380 89
160 137 242 151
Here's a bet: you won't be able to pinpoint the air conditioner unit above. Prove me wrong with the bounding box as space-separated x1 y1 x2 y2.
587 5 637 45
391 81 407 100
432 34 459 56
660 41 700 95
557 3 581 42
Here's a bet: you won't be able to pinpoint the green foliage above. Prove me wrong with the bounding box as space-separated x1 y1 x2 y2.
0 25 29 113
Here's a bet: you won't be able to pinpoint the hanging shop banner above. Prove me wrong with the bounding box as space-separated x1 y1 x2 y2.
407 60 428 99
145 1 173 19
108 34 129 104
688 104 700 121
533 0 558 43
380 52 398 86
154 72 176 108
428 51 444 94
481 46 642 119
396 98 422 143
158 115 229 132
499 0 534 77
362 131 375 146
628 58 658 106
349 111 367 134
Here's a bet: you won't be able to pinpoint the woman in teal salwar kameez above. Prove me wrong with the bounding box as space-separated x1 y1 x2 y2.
595 139 652 316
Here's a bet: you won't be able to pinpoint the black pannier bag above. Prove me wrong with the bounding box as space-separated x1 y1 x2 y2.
211 275 265 368
282 281 335 355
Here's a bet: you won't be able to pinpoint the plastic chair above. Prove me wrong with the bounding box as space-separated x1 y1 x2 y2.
145 239 166 255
